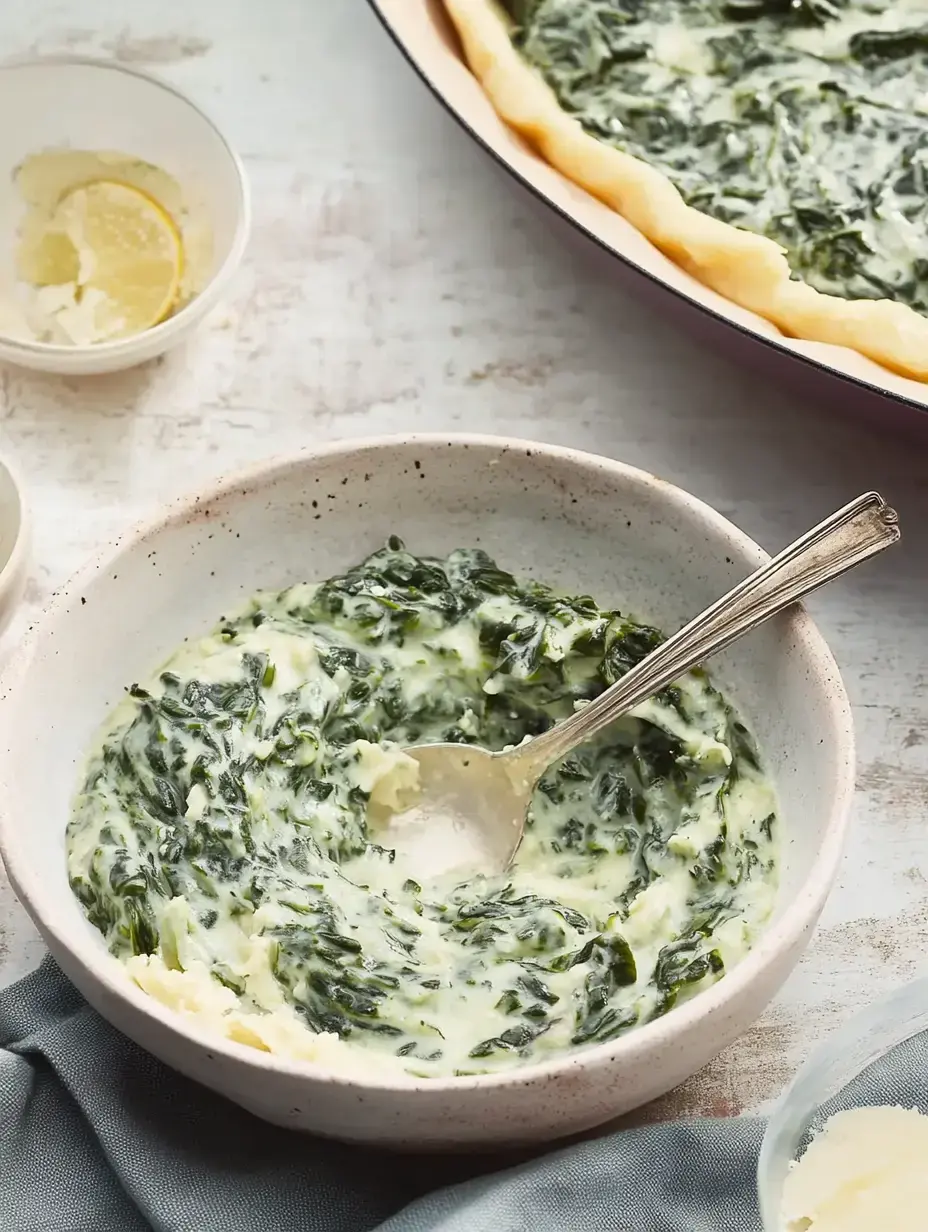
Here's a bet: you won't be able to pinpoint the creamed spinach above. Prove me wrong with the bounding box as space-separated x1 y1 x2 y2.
503 0 928 310
67 541 777 1076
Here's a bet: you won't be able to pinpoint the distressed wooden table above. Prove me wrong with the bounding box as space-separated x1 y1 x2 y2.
1 0 927 1125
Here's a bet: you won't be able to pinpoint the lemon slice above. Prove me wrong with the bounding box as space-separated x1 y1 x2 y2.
44 179 183 340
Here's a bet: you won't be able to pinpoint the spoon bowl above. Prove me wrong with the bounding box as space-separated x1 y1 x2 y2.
393 491 899 880
377 743 525 879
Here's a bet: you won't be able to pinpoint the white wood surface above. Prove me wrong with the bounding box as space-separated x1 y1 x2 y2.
1 0 927 1124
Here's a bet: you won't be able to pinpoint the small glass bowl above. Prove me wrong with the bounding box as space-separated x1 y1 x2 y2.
757 974 928 1229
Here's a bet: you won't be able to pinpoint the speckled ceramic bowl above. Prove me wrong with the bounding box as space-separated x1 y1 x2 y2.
0 435 854 1149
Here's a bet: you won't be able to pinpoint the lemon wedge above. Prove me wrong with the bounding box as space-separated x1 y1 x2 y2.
30 179 183 341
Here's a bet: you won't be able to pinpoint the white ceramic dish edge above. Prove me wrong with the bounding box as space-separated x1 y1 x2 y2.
0 450 29 637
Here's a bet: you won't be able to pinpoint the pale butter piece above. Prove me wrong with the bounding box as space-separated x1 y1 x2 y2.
351 739 420 811
782 1105 928 1231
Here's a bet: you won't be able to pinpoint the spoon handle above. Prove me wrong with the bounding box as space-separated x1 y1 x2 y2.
504 491 899 781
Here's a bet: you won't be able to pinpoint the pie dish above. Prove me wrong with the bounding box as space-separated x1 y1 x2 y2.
441 0 928 384
371 1 928 409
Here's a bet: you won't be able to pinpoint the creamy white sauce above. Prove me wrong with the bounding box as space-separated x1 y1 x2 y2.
515 0 928 309
67 544 778 1077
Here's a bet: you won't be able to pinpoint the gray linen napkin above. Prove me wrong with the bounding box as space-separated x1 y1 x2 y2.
0 955 784 1232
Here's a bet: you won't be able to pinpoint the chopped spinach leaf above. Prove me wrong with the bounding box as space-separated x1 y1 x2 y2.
68 540 777 1077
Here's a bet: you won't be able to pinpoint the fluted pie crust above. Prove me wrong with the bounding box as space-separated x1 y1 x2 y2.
442 0 928 383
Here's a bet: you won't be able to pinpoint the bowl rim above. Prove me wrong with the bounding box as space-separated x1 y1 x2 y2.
0 53 251 359
0 433 856 1093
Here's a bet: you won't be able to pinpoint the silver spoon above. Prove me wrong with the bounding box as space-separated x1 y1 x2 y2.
380 492 900 880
